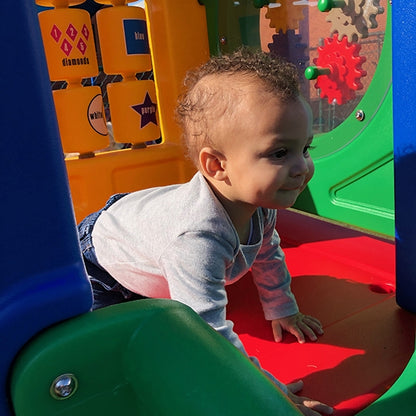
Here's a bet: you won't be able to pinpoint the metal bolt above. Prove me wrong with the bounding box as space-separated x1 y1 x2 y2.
355 109 365 121
50 374 78 400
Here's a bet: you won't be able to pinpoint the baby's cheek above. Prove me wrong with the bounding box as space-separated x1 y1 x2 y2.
300 160 315 193
306 159 315 182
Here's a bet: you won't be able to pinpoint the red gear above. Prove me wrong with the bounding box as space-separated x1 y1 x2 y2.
313 33 367 105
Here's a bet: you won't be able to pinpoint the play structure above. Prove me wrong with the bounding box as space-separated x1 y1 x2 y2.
1 0 416 415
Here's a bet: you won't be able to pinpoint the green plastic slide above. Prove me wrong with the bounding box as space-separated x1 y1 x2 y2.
356 348 416 416
10 299 301 416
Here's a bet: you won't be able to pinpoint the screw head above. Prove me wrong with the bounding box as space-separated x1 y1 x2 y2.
50 374 78 400
355 109 365 121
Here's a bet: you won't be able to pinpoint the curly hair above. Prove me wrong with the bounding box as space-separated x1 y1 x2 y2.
176 48 300 167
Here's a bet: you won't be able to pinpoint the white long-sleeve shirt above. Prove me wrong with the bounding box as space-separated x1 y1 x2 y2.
92 171 299 392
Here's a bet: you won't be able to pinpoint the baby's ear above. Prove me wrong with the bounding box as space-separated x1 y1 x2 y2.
199 147 228 181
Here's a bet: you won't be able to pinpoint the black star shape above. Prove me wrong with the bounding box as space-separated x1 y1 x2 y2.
131 92 158 128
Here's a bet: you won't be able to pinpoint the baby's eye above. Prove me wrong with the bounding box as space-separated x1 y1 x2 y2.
303 145 314 156
271 148 288 159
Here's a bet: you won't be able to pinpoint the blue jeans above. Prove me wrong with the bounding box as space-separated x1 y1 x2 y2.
78 193 146 310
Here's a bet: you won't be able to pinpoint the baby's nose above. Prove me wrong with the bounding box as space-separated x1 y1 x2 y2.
291 155 309 177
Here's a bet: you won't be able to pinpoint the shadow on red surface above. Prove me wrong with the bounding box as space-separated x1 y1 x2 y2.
227 210 415 415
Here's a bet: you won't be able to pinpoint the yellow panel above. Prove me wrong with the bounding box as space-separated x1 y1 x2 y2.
144 0 210 145
95 0 137 5
66 144 196 221
60 1 210 220
54 86 109 154
107 80 160 145
38 7 98 83
36 0 85 7
96 5 151 77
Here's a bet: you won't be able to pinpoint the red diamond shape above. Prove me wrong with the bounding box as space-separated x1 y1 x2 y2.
61 38 73 56
51 24 62 43
66 24 78 42
77 38 87 55
81 24 89 40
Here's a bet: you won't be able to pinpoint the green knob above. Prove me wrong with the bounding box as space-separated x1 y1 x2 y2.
253 0 270 8
305 66 331 80
318 0 346 12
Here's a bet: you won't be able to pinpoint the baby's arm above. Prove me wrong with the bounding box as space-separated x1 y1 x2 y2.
252 210 323 344
159 231 289 393
271 312 323 344
287 380 333 415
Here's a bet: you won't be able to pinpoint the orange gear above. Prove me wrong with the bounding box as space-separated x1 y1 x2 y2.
265 2 307 33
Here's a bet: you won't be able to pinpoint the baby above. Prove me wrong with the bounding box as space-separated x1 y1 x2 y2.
79 48 332 415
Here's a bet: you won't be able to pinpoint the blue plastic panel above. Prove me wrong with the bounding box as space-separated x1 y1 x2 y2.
0 1 92 414
392 2 416 313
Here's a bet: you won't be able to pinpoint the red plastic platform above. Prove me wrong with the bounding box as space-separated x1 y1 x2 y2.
227 210 415 415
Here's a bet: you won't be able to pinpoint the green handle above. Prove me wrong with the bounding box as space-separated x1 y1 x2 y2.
253 0 270 8
318 0 346 12
304 66 331 80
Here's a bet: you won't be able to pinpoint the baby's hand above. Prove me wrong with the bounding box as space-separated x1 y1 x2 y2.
271 312 323 344
287 380 333 415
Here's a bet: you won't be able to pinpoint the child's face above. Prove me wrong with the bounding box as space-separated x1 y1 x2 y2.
218 86 314 212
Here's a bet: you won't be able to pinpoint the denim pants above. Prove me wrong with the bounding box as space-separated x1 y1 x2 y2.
78 193 146 310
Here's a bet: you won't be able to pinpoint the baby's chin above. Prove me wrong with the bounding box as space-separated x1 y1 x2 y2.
265 200 298 211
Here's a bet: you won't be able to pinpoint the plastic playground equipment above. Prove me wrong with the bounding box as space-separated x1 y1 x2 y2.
1 0 416 415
